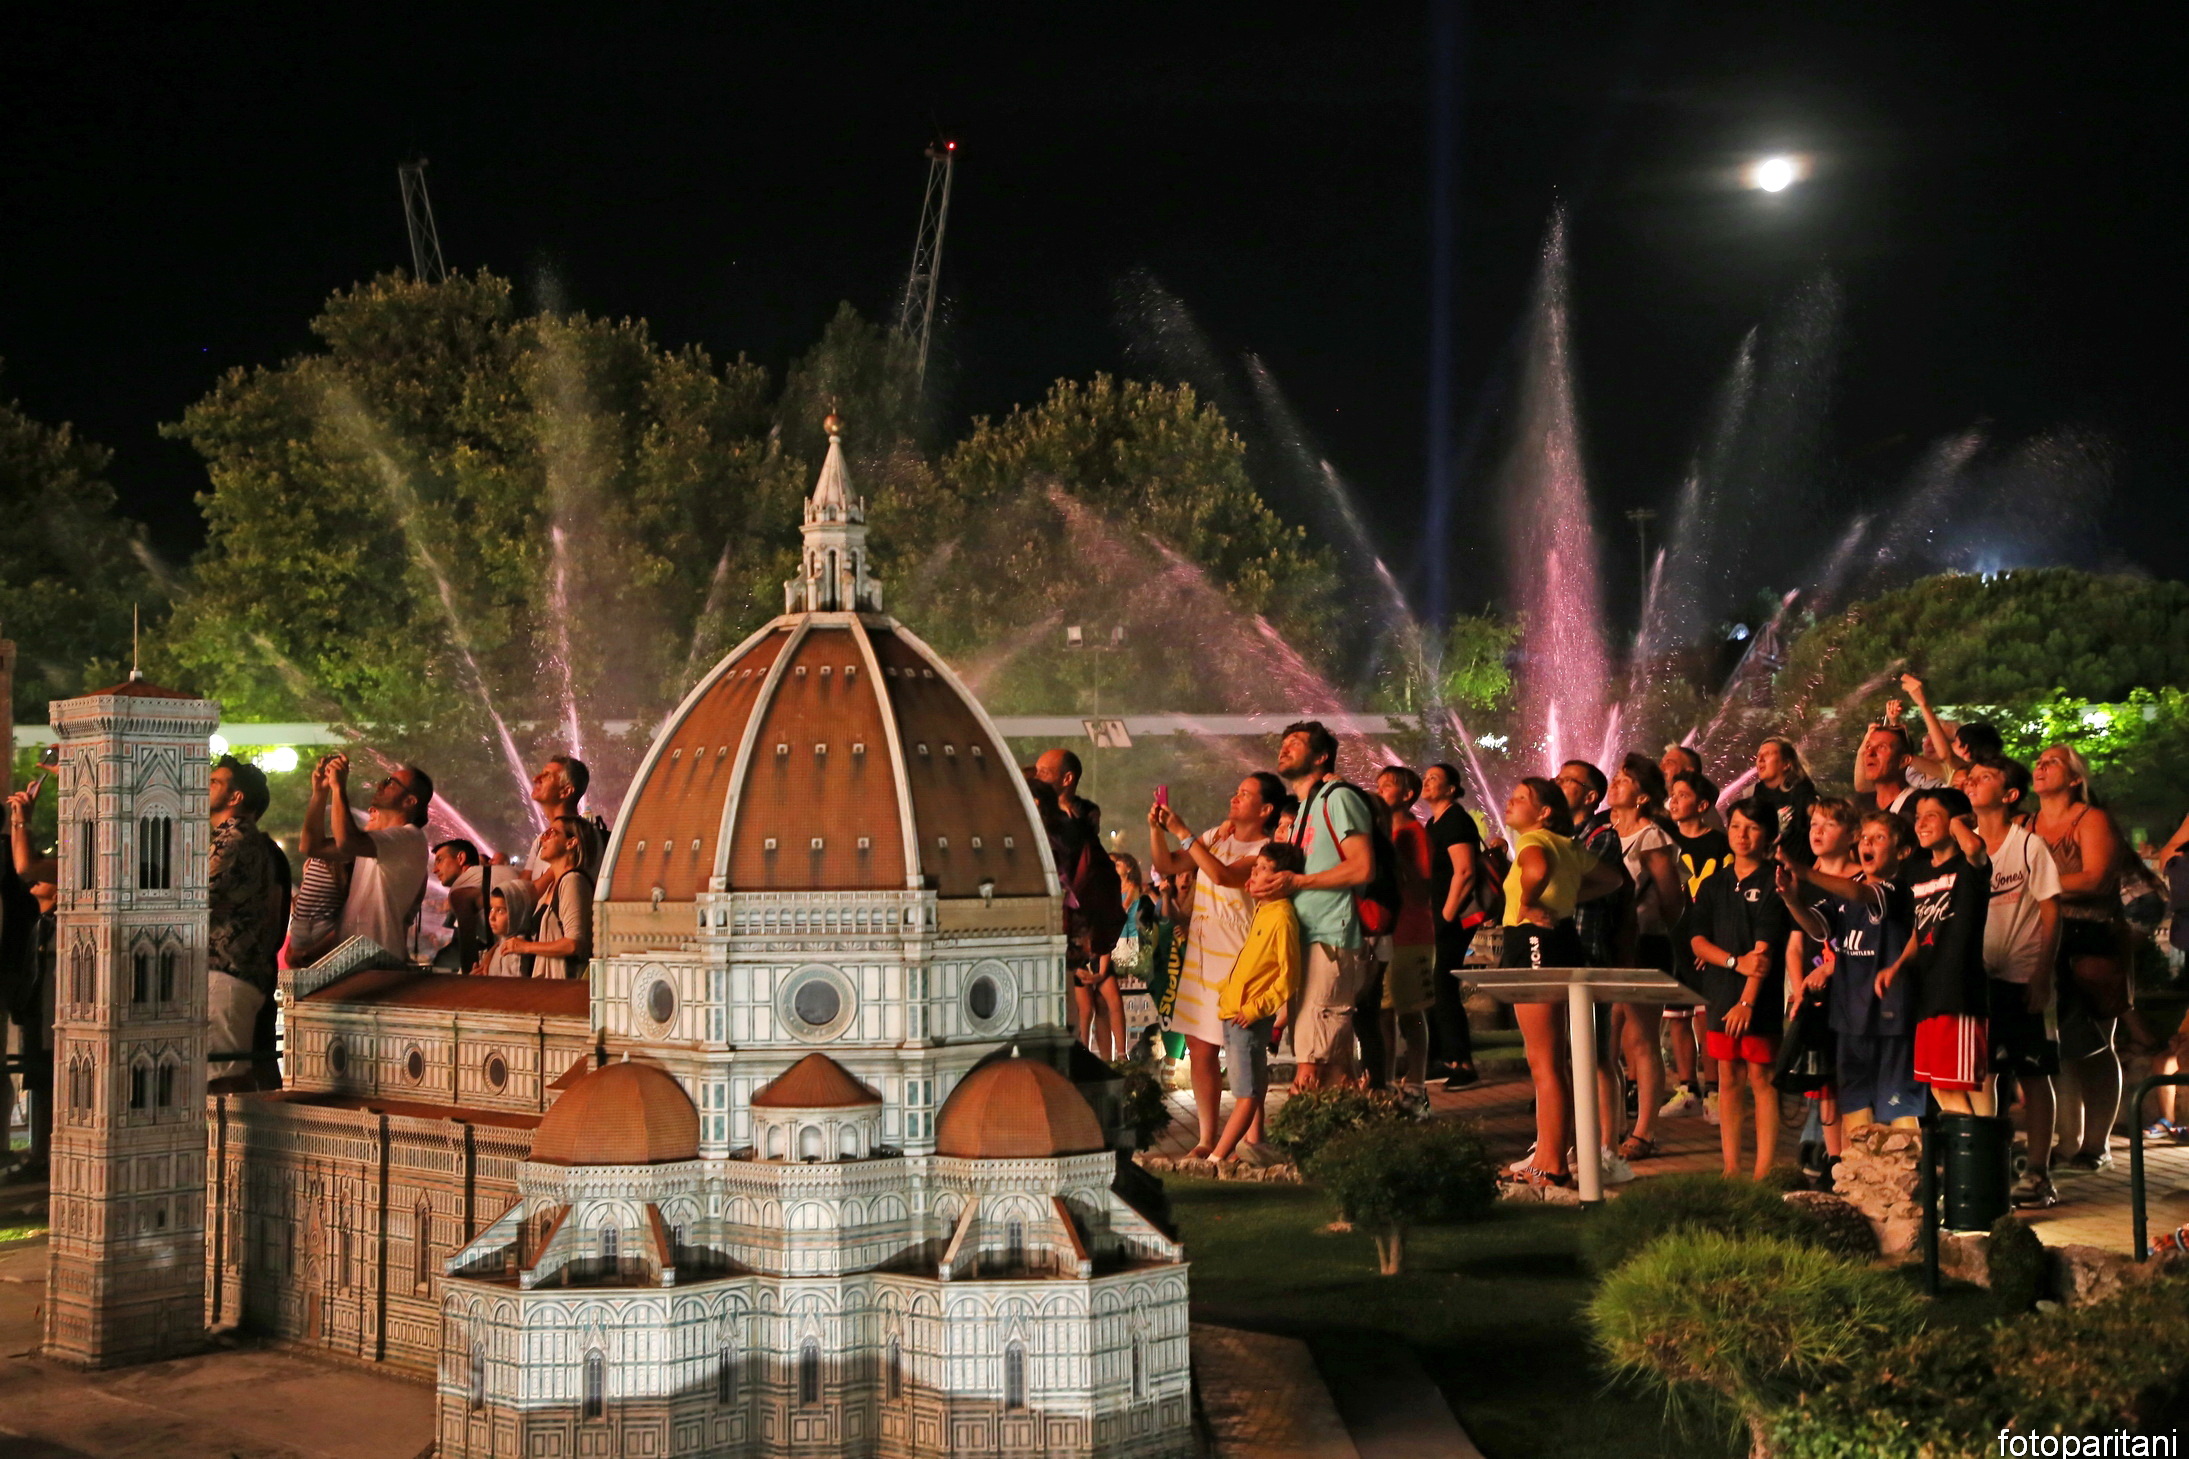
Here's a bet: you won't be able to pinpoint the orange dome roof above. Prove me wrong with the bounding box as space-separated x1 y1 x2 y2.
752 1053 883 1109
597 427 1057 910
934 1057 1107 1160
532 1059 700 1166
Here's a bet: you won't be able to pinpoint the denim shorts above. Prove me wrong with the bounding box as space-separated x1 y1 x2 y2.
1223 1016 1276 1100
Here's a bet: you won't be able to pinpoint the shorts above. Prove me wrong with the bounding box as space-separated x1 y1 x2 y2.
1382 942 1436 1014
1835 1033 1925 1122
208 969 269 1081
1500 921 1586 1000
1986 978 2059 1077
1222 1016 1275 1101
1292 943 1367 1062
1704 1029 1779 1065
2055 919 2124 1060
1913 1013 1988 1091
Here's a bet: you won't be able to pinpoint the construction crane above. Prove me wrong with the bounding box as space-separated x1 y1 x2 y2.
398 160 449 284
895 141 956 391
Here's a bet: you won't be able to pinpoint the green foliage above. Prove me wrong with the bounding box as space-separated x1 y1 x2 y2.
1307 1118 1498 1274
1589 1233 1926 1425
1777 570 2189 795
1264 1085 1413 1167
0 374 163 711
1579 1173 1851 1276
1986 1216 2048 1315
2000 687 2189 813
1768 1272 2189 1458
156 270 799 844
1110 1056 1173 1148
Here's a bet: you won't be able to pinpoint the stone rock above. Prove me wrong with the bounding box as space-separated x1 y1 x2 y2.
1834 1127 1926 1254
1496 1179 1581 1207
1937 1229 1990 1285
2052 1243 2168 1307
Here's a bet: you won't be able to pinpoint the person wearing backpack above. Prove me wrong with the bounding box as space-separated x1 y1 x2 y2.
1249 721 1380 1091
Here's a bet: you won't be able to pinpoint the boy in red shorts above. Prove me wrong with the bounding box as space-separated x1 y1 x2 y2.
1688 798 1795 1178
1881 787 1994 1115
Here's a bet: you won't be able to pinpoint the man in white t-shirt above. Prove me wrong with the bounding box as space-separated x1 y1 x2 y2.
302 754 434 958
1966 752 2064 1209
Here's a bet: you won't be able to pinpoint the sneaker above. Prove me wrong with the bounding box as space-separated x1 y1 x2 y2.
1443 1064 1480 1092
1703 1090 1721 1126
1400 1086 1433 1118
1599 1148 1636 1185
2064 1149 2114 1173
1658 1087 1700 1118
2011 1172 2059 1209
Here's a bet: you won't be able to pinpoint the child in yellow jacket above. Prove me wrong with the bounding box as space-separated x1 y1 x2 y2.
1211 842 1305 1162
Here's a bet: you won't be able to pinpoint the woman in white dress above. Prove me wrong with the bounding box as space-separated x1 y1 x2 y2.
1147 773 1286 1156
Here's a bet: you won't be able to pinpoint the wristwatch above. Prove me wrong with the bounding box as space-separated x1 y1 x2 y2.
1723 952 1739 971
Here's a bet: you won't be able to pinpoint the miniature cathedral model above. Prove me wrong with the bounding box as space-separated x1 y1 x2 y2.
38 417 1192 1458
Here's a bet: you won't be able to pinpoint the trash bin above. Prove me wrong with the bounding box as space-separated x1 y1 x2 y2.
1938 1113 2013 1232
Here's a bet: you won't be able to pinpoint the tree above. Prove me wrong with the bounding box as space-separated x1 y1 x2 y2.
1774 569 2189 794
1305 1118 1497 1275
886 375 1342 714
157 272 801 846
0 373 162 712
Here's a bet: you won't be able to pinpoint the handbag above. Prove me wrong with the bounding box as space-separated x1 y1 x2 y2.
1770 993 1835 1095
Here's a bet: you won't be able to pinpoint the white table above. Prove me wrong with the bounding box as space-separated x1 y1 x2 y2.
1466 965 1710 1204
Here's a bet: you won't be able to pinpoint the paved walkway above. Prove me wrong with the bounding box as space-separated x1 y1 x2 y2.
1152 1053 2189 1253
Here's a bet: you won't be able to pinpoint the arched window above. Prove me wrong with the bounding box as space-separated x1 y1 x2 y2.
156 1059 177 1109
69 1057 93 1112
582 1350 605 1419
137 815 173 890
157 949 176 1003
1005 1220 1025 1272
414 1201 432 1287
601 1224 618 1273
70 943 93 1004
469 1341 486 1411
1004 1342 1026 1411
799 1125 822 1161
886 1337 903 1400
716 1345 736 1405
1132 1335 1145 1399
128 1061 149 1110
77 820 95 892
798 1339 820 1405
131 950 150 1005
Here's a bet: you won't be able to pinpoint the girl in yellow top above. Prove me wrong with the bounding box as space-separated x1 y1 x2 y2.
1499 777 1625 1190
1209 842 1306 1163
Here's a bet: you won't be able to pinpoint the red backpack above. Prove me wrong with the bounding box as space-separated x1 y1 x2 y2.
1308 780 1400 937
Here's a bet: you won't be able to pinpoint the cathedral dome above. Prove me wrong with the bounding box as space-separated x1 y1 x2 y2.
934 1057 1107 1160
596 416 1057 913
532 1058 700 1166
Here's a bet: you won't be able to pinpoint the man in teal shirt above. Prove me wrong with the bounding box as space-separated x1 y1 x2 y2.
1250 721 1375 1089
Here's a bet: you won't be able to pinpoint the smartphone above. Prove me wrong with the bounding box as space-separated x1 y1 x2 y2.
1153 785 1169 809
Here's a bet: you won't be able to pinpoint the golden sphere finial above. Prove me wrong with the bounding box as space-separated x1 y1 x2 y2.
823 410 843 438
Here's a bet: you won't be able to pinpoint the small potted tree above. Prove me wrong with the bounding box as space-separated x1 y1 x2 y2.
1307 1120 1497 1274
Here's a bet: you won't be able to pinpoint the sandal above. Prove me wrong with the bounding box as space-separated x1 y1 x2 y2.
1498 1162 1572 1190
1617 1134 1658 1161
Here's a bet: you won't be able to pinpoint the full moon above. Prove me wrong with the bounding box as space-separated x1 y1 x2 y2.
1752 155 1798 192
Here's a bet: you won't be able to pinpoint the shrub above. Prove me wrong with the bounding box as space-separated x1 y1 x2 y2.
1589 1233 1926 1450
1580 1173 1847 1275
1769 1272 2189 1458
1986 1215 2047 1314
1110 1057 1173 1149
1306 1119 1498 1275
1779 1191 1879 1261
1265 1085 1412 1167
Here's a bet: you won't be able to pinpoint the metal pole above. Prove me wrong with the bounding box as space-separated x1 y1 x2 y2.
1919 1114 1939 1296
2130 1074 2189 1259
1567 980 1602 1204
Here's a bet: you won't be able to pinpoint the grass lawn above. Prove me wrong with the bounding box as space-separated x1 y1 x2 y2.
1168 1175 1742 1459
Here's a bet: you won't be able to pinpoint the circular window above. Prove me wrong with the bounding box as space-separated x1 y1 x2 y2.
327 1038 348 1075
962 960 1017 1036
778 965 856 1042
405 1048 425 1083
484 1053 508 1091
647 980 676 1025
794 979 840 1027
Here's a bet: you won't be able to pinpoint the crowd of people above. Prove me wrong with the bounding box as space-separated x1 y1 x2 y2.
1045 683 2187 1203
0 746 603 1174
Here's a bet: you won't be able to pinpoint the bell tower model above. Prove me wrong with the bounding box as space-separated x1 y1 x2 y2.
783 412 883 613
43 676 218 1366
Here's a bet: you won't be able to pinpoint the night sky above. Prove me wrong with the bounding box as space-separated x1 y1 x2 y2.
3 7 2181 620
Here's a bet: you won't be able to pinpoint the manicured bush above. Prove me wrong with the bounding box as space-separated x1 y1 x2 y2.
1111 1056 1173 1149
1580 1173 1849 1275
1779 1191 1879 1261
1265 1085 1412 1167
1589 1233 1927 1451
1986 1215 2048 1314
1307 1118 1498 1274
1769 1273 2189 1458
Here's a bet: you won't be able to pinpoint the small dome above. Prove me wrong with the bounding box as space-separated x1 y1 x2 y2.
532 1059 700 1166
752 1053 883 1109
934 1057 1106 1160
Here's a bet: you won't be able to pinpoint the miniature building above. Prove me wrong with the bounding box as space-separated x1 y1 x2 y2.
182 415 1192 1457
44 676 220 1366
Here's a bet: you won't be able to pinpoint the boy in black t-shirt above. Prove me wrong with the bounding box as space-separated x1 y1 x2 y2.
1687 799 1795 1178
1887 788 1994 1116
1660 769 1729 1119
